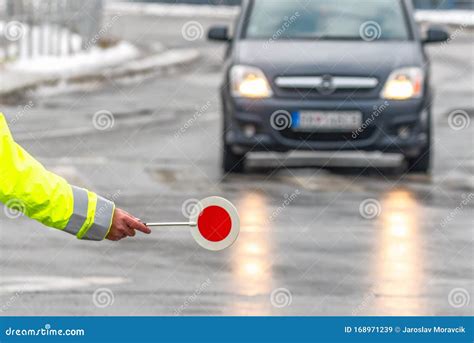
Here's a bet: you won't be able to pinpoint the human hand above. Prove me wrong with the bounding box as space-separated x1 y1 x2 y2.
106 208 151 241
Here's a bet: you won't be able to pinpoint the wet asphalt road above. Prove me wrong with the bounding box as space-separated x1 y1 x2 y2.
0 12 473 316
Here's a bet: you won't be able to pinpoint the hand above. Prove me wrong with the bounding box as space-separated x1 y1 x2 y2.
106 208 151 241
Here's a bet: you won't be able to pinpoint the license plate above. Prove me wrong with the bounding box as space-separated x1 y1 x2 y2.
292 111 362 131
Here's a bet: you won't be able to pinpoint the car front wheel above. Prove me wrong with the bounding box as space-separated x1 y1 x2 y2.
406 143 431 173
222 143 246 173
405 119 432 174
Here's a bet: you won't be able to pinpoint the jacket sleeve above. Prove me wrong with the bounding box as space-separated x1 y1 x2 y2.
0 113 115 241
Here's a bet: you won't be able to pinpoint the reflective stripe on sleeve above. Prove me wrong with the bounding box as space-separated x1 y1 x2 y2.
63 186 89 236
82 196 115 241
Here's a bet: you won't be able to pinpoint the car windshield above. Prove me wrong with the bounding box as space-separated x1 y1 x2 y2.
244 0 410 41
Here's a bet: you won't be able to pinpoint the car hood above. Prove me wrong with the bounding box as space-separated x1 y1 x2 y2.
233 40 424 79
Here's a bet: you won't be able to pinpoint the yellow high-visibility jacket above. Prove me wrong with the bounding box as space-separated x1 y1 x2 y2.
0 112 114 240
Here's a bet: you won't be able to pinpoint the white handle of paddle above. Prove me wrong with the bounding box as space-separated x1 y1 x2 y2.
145 222 197 227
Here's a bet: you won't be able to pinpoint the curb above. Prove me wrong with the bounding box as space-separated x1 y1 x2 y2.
0 48 200 103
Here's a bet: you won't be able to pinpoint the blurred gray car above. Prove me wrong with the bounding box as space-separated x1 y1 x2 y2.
208 0 448 173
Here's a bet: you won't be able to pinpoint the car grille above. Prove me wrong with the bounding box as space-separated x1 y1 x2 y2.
273 75 379 99
275 88 375 99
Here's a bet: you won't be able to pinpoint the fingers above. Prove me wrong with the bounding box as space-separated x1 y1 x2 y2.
124 226 136 237
106 231 124 241
106 227 133 241
105 208 151 242
106 234 118 241
125 215 151 234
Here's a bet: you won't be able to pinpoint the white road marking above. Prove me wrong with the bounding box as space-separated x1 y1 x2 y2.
0 276 128 294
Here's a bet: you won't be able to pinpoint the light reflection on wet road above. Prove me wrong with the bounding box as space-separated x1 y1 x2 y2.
230 192 273 315
374 189 425 315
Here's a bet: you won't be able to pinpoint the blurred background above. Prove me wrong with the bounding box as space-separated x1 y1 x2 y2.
0 0 472 316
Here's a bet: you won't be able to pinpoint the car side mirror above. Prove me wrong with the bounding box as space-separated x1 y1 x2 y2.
423 26 449 44
208 26 230 42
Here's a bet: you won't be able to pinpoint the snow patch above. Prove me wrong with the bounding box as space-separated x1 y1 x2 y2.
6 41 140 78
415 10 474 26
117 49 199 72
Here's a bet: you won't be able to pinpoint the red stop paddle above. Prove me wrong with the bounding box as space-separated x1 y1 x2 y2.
145 196 240 251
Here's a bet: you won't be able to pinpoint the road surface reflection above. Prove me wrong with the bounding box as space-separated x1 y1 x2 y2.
373 189 426 315
230 191 274 315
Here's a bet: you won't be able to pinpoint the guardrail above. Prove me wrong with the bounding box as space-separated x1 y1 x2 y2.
0 0 103 61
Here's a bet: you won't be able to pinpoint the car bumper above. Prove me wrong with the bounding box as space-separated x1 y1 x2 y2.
224 97 429 158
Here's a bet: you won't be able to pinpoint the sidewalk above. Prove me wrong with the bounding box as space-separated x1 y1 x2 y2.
0 41 199 102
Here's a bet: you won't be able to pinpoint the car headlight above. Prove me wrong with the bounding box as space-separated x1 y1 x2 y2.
381 67 424 100
230 65 273 98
